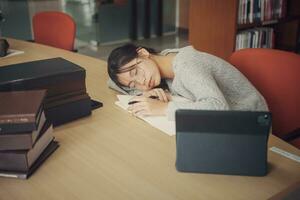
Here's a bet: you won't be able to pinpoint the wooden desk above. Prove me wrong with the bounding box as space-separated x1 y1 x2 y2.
0 39 299 200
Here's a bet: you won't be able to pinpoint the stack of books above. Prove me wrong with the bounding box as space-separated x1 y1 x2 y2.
236 27 274 50
0 57 102 126
0 90 59 179
238 0 287 24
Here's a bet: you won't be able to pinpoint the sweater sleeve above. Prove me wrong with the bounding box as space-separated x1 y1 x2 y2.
167 67 230 121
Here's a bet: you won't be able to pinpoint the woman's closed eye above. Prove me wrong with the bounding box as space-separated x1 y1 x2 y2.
128 68 138 88
130 68 137 78
127 59 143 88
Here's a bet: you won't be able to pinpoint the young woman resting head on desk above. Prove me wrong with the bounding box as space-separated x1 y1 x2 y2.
107 44 268 120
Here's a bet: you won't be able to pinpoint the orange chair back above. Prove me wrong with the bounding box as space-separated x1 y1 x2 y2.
32 11 76 51
229 48 300 138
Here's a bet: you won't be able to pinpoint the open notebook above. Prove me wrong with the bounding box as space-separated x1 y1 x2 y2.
115 95 190 136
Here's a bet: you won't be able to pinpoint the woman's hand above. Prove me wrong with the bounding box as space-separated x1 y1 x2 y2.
128 96 168 117
142 88 171 102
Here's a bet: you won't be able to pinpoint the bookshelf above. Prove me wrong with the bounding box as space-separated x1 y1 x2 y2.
189 0 300 60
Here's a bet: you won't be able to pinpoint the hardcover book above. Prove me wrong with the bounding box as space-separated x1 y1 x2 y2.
0 57 86 97
46 95 92 126
0 58 101 127
0 140 59 179
45 92 90 109
44 89 86 105
0 90 46 134
0 112 46 151
0 121 53 172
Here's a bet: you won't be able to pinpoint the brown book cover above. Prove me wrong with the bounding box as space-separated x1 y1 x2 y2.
0 121 53 172
0 140 59 179
0 112 46 151
0 90 46 134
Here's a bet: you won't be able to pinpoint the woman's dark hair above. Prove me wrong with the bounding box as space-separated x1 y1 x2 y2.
107 43 157 89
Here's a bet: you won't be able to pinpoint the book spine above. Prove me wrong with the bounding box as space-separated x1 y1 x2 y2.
245 0 249 23
44 89 86 104
253 0 258 22
249 0 254 23
0 112 45 150
279 0 283 18
270 28 275 48
275 0 280 19
255 30 259 48
44 93 89 109
0 152 28 172
0 122 53 172
0 123 37 135
264 0 268 21
258 30 262 48
0 115 35 124
257 0 261 22
235 34 240 50
268 0 272 20
261 0 265 21
45 97 91 126
238 0 243 24
242 0 246 24
0 134 32 151
281 0 287 18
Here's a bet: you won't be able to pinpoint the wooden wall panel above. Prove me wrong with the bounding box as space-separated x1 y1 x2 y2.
189 0 238 60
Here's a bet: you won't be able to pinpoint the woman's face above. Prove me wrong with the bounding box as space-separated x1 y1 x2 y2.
117 50 161 91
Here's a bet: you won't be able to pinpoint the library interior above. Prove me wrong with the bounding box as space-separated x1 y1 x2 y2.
0 0 299 200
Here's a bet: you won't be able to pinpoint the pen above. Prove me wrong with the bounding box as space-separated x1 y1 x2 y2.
128 95 159 105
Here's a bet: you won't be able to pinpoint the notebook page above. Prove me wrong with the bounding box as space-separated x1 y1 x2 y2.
115 95 190 136
115 95 176 136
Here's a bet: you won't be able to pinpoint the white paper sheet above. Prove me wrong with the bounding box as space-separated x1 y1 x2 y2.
1 49 24 58
115 95 175 136
115 95 190 136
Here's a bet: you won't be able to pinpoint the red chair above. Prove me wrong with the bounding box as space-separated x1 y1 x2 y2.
229 48 300 149
32 11 76 51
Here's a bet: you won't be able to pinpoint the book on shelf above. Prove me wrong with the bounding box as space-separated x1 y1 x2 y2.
0 121 53 172
0 112 46 151
0 140 59 179
0 90 46 134
236 27 275 50
238 0 287 25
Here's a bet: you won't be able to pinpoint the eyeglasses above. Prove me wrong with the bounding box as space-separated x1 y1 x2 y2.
128 59 145 88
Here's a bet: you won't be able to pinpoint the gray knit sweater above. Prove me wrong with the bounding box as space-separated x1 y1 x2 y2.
163 46 268 120
107 46 268 120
